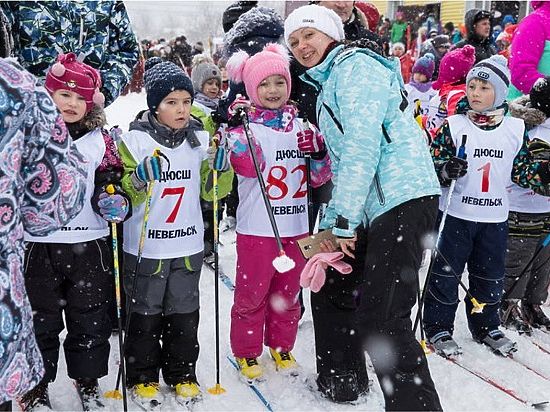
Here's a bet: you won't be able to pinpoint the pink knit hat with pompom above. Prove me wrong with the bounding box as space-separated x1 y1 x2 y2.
45 53 105 113
432 45 476 90
226 43 291 107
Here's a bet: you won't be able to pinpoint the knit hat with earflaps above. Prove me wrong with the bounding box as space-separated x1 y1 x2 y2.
412 53 435 79
45 53 105 113
466 54 510 110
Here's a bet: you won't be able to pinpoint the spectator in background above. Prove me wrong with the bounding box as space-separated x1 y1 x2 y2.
453 8 496 63
355 2 380 33
496 24 517 60
1 1 139 106
170 35 193 70
443 22 455 37
391 11 408 46
422 34 451 80
502 14 516 28
509 1 550 99
392 42 414 83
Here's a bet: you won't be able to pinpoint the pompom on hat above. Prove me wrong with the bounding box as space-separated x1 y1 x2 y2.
45 53 104 112
226 43 291 107
284 4 344 49
432 44 476 90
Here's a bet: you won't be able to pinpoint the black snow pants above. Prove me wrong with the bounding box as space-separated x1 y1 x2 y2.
24 239 113 382
357 196 442 411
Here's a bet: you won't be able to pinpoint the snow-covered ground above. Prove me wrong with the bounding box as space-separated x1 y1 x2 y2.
35 92 550 411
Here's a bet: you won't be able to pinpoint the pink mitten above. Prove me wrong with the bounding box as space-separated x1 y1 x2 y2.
300 252 352 293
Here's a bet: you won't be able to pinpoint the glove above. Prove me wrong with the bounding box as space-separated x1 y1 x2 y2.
228 95 251 118
440 156 468 180
207 145 229 171
134 155 163 183
528 138 550 161
98 192 129 223
297 129 325 154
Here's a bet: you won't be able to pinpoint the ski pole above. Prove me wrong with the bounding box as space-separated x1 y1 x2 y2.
503 232 550 300
207 137 226 396
111 149 161 397
302 117 314 235
414 135 484 338
103 185 128 411
239 109 295 273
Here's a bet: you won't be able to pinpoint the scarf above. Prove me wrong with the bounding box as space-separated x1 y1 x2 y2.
408 79 433 93
466 108 506 128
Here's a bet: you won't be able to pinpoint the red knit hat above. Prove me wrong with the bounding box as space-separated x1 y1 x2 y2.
355 2 380 31
45 53 104 112
226 43 291 107
432 45 476 90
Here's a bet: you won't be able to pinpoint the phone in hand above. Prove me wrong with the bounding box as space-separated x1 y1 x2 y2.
297 230 339 259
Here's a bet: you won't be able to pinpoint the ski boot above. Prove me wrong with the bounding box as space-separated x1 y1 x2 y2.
269 348 298 375
476 330 517 356
174 381 201 408
522 302 550 331
429 331 462 358
19 381 51 411
130 383 164 411
235 357 263 381
316 371 367 403
75 378 105 411
500 299 532 335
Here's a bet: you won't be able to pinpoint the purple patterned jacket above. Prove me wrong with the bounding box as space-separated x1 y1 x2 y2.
0 58 87 403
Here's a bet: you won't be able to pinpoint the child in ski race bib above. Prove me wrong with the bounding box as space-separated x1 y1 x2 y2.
118 57 232 409
22 53 129 410
224 43 332 381
423 55 550 358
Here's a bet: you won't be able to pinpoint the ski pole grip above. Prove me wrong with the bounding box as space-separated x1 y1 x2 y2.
458 134 467 159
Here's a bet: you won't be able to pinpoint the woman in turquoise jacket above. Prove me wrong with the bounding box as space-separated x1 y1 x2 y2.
284 5 442 410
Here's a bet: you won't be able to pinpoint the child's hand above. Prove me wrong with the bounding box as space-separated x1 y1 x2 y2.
134 155 163 183
440 156 468 180
297 129 325 154
207 145 230 171
228 96 251 118
98 192 129 222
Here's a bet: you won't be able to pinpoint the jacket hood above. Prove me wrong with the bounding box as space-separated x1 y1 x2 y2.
509 95 548 128
464 8 493 42
129 110 203 149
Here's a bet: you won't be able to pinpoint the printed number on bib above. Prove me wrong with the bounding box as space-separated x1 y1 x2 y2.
477 162 491 193
266 165 307 201
161 187 186 223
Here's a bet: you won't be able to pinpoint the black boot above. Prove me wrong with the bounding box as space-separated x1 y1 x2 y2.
500 299 532 335
522 302 550 330
75 378 104 411
316 370 369 403
125 313 163 386
20 381 51 411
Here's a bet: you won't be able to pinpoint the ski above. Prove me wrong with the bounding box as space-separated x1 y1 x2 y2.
429 346 548 409
507 355 550 382
444 356 548 409
203 262 235 291
529 338 550 355
226 356 274 412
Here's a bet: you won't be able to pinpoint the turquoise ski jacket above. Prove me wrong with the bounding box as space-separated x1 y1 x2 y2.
302 45 441 237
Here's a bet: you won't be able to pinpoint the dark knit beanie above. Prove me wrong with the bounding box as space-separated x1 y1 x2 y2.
144 57 194 112
531 76 550 118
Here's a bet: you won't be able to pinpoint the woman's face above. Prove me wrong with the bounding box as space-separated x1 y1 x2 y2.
287 27 334 68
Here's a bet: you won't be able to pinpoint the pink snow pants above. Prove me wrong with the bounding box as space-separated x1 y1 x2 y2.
230 233 306 358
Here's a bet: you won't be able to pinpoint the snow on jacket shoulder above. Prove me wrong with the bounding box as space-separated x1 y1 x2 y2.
2 1 139 105
509 1 550 94
302 45 440 237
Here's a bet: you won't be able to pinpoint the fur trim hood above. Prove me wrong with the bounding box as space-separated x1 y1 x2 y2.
509 95 548 128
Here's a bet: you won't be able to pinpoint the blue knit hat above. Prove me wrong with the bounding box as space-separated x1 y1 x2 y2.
412 53 435 79
466 54 510 110
144 57 194 112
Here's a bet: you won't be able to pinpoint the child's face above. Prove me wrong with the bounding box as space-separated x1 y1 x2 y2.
393 47 404 57
257 75 288 110
157 90 192 129
220 67 228 82
413 72 428 83
52 89 87 124
202 78 220 99
467 78 495 112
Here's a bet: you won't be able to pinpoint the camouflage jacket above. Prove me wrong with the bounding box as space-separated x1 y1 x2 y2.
1 1 139 106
